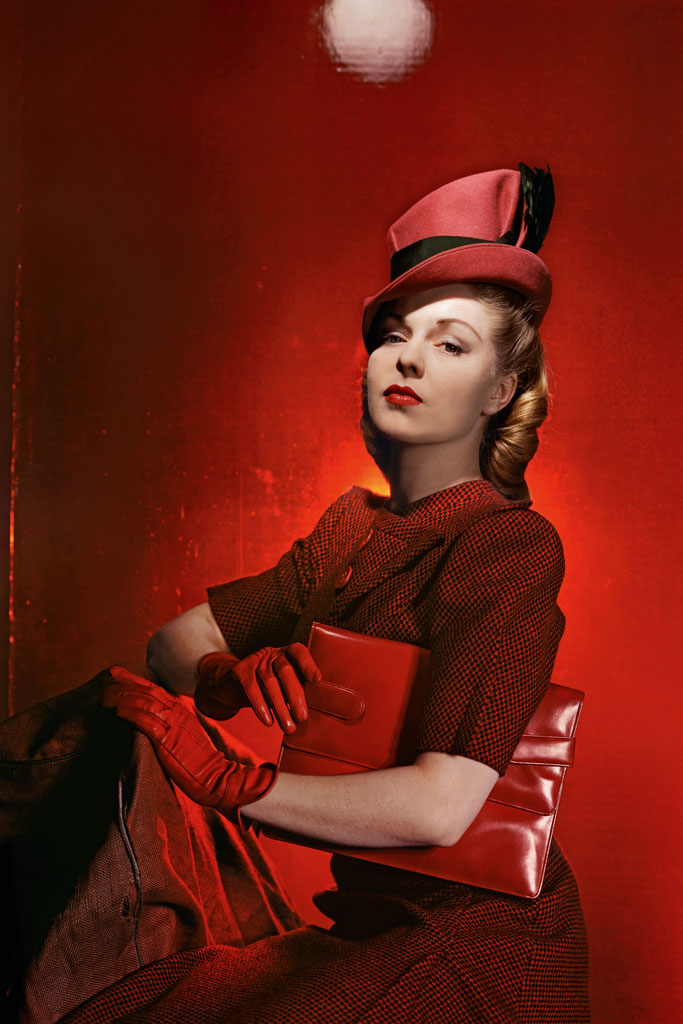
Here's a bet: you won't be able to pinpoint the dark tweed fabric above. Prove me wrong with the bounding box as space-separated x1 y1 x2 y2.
62 480 588 1023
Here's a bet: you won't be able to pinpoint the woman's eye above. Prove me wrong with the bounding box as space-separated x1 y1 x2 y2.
441 340 464 355
380 333 405 345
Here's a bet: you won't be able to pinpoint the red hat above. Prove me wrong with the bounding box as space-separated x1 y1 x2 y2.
362 164 554 349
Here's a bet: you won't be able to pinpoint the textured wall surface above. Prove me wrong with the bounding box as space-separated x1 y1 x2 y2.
4 2 682 1021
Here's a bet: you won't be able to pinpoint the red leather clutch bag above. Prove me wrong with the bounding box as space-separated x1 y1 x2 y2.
263 621 584 899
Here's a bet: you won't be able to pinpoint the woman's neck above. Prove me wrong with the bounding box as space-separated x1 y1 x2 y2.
385 440 484 510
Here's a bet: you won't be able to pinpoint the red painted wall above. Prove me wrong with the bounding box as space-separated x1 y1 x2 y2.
5 2 682 1021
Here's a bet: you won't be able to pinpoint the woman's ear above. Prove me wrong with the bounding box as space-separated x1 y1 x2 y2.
484 373 518 416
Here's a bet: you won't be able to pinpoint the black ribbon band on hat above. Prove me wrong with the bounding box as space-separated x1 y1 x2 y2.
390 232 515 281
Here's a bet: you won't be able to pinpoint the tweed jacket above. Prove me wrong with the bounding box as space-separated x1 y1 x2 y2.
208 479 566 778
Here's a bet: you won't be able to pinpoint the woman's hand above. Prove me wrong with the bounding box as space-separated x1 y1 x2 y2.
102 666 277 823
194 643 321 733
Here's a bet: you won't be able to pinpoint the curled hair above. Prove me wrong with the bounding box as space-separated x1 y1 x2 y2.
360 285 549 502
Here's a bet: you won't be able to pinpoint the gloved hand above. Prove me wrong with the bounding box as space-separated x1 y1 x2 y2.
194 643 321 733
102 666 277 825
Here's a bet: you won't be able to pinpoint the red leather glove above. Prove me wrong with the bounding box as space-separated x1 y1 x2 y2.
194 643 321 733
102 666 277 825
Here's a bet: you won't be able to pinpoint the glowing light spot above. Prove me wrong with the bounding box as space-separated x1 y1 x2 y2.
319 0 434 84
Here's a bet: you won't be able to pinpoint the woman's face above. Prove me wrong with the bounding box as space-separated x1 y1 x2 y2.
366 284 516 455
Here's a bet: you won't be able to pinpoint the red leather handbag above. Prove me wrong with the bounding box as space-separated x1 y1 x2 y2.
264 621 584 899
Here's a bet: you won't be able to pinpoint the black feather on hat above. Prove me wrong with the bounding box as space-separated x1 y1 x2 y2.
519 163 555 254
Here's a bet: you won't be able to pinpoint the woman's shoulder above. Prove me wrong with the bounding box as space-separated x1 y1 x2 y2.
427 505 565 636
465 501 563 555
441 501 565 593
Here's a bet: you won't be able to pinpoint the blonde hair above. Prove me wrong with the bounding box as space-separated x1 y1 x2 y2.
360 284 549 502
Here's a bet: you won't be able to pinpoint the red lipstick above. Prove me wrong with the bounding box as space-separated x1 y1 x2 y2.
383 385 422 406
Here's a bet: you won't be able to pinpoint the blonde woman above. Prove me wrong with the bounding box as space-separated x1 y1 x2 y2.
5 166 589 1024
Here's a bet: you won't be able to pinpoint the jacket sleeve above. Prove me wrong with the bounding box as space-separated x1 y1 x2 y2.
415 508 566 775
206 489 357 659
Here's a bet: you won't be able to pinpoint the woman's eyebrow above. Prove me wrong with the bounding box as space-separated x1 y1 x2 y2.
434 317 482 341
378 313 412 334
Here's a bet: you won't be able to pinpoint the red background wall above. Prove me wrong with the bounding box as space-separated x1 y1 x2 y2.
4 2 682 1021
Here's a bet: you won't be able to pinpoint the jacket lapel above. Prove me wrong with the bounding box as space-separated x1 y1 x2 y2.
340 529 445 604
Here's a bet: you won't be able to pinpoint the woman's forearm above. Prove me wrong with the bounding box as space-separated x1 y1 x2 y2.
243 752 497 849
244 764 437 847
146 602 230 695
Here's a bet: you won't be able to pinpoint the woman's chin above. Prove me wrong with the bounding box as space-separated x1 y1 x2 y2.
371 412 420 442
377 428 427 448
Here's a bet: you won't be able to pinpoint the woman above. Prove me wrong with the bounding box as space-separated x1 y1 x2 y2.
4 166 589 1023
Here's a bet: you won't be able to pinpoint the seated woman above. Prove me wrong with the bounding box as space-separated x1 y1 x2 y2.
2 165 589 1024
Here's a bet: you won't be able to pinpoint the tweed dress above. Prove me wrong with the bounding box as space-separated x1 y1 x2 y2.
62 479 589 1024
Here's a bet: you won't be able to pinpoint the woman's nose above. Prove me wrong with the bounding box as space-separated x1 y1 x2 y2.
396 337 424 376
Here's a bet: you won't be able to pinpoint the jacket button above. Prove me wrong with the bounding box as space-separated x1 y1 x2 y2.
358 528 374 550
335 565 353 588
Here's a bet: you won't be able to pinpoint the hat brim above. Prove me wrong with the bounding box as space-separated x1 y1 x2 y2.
362 242 551 349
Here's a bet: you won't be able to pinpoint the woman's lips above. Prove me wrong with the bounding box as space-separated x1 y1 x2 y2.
383 385 422 406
